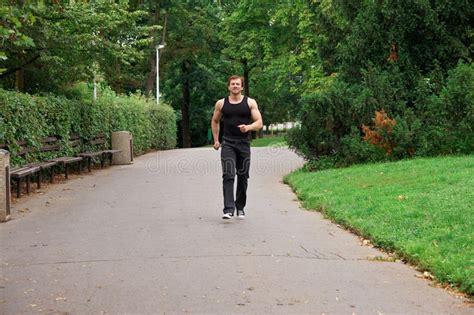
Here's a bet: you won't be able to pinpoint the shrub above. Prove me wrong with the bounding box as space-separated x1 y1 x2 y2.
0 87 177 167
362 110 397 155
436 62 474 154
0 91 49 165
289 62 473 171
338 127 387 165
93 92 176 154
286 79 356 160
392 62 473 157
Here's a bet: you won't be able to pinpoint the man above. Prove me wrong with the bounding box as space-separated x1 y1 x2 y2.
211 75 263 219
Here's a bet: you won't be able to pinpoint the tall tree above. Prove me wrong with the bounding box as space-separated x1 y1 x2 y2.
0 2 155 93
159 1 223 148
219 0 275 97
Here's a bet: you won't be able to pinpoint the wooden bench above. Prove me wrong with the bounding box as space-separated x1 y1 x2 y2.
3 134 119 198
26 136 60 188
0 141 42 198
78 134 121 172
1 136 84 198
49 135 83 179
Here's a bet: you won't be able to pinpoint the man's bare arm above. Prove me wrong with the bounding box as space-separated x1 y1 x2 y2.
238 98 263 133
211 99 223 150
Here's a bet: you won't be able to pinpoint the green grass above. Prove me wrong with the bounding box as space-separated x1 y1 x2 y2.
284 155 474 295
251 136 286 147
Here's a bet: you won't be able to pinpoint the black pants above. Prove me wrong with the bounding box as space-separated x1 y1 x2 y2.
221 137 251 214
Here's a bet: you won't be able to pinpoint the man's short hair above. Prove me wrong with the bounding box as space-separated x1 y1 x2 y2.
227 75 244 87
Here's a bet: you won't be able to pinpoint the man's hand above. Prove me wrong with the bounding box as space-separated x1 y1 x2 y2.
238 124 250 133
213 141 220 150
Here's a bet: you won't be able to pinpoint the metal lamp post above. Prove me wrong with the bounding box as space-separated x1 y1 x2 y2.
156 44 165 105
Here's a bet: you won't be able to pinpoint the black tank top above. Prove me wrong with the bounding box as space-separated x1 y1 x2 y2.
221 96 251 140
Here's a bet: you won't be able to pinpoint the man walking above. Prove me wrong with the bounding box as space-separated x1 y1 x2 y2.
211 75 263 219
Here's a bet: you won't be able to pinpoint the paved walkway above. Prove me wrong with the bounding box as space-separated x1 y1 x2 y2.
1 147 472 314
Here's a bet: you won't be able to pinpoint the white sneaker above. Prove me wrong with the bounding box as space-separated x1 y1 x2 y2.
237 210 245 219
222 212 233 220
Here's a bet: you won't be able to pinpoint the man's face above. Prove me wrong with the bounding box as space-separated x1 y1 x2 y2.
228 79 243 95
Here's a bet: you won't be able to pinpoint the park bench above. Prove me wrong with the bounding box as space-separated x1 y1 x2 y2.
78 133 121 172
1 136 84 198
2 133 119 198
49 134 83 179
27 136 60 187
0 140 48 198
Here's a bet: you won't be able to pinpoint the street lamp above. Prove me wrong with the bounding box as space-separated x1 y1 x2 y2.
156 43 165 105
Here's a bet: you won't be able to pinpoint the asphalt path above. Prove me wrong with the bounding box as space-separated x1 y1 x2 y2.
1 146 472 314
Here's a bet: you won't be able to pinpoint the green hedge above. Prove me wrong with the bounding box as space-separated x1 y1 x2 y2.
0 88 176 166
87 92 176 155
287 62 474 170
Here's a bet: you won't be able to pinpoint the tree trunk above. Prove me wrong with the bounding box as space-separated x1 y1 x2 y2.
145 9 168 98
1 54 40 80
242 58 250 97
145 7 161 97
113 62 122 94
181 60 192 148
145 55 156 97
15 53 25 92
15 69 25 92
242 59 257 139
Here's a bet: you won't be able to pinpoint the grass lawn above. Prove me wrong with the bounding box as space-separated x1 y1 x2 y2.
284 155 474 295
251 135 286 147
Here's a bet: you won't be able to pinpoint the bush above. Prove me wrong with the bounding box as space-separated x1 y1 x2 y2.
289 62 473 171
388 62 473 158
362 110 397 155
338 127 387 165
286 79 356 160
0 87 177 167
92 92 176 154
436 62 474 154
0 91 48 165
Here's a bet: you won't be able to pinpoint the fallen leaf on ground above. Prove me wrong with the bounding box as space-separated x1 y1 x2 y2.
423 271 435 279
415 271 435 280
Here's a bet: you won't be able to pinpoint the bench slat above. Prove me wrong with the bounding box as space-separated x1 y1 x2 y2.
29 161 57 169
40 144 60 152
41 136 58 143
10 166 40 177
78 152 104 157
17 147 32 155
91 139 106 145
51 156 83 164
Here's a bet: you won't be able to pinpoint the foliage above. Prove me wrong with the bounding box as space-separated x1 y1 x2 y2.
1 0 472 154
431 62 474 154
338 1 472 84
286 0 473 166
286 78 355 160
219 0 274 79
362 110 397 155
0 5 35 74
160 1 225 147
0 87 176 166
0 2 155 93
93 90 176 155
285 155 474 295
